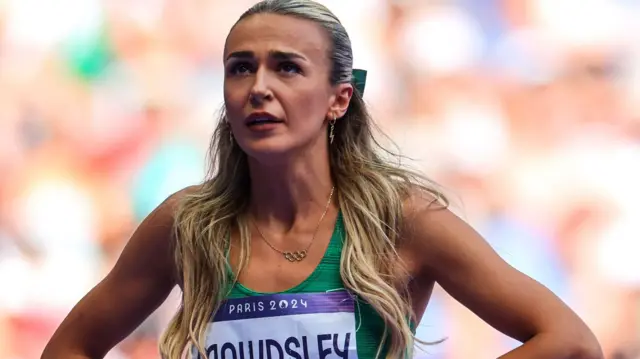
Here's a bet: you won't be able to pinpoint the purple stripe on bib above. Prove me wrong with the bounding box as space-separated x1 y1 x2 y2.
213 291 355 322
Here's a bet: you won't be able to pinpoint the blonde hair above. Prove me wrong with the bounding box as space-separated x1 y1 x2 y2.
159 0 447 358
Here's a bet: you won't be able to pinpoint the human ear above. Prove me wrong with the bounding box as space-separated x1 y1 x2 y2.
326 83 353 120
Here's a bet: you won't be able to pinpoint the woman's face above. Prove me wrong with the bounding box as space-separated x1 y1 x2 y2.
223 13 352 162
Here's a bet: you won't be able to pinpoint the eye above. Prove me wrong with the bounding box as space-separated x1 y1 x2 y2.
228 62 253 76
278 61 302 75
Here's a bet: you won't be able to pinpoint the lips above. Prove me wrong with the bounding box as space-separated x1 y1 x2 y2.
244 112 284 127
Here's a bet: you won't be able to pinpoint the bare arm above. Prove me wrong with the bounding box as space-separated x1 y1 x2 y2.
41 189 190 359
405 195 603 359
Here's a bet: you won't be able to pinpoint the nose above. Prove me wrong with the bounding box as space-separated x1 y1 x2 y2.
249 67 273 107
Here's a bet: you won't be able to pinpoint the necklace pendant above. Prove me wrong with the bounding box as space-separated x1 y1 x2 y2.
283 250 307 262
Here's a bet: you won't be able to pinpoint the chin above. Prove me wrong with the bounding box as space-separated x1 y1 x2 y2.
238 139 298 165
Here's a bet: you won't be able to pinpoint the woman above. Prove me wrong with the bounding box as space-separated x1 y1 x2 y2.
42 1 603 358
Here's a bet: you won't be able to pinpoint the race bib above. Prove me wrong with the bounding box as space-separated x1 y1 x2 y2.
195 291 358 359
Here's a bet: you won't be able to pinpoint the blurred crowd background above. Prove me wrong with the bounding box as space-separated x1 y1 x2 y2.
1 0 639 358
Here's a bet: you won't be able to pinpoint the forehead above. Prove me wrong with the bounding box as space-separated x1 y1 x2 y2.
225 13 330 63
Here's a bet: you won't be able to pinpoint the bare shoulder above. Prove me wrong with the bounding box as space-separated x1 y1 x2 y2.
141 184 202 231
129 184 202 260
401 186 449 217
400 186 483 277
133 184 204 277
401 186 453 241
159 184 202 214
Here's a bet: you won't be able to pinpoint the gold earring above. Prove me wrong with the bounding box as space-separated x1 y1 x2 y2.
227 122 234 143
329 117 336 144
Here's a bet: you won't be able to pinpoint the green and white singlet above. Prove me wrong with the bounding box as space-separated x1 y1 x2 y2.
195 213 392 358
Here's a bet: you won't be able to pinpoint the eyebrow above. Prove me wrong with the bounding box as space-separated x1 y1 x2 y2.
225 50 308 62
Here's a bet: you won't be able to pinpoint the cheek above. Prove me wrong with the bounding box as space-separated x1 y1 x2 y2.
283 89 329 124
223 87 246 114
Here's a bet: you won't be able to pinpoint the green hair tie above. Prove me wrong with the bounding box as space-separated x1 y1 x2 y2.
352 68 367 95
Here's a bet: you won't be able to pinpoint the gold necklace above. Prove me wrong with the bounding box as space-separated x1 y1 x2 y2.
251 186 335 262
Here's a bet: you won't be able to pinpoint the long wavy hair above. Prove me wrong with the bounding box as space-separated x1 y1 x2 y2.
159 0 447 358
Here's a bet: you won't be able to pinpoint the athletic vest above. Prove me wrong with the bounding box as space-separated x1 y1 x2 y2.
195 213 390 358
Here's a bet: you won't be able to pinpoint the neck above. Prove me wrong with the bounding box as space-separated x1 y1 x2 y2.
247 150 335 232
